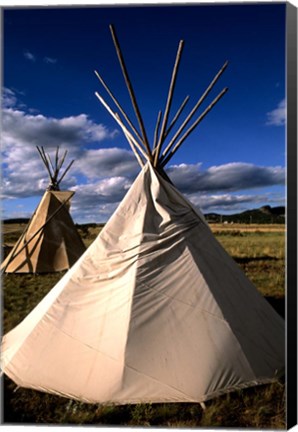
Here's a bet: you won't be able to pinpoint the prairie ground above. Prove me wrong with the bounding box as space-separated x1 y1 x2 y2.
1 222 286 428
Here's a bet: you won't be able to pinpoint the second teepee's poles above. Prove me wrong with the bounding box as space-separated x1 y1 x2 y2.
37 146 55 186
36 146 75 190
57 159 75 187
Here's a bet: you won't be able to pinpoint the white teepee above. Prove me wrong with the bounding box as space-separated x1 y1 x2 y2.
1 146 86 273
1 26 284 404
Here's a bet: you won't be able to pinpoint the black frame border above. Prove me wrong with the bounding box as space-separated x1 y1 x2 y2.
286 2 297 429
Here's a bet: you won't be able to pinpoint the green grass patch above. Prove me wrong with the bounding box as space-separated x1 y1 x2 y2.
2 376 285 428
215 230 285 298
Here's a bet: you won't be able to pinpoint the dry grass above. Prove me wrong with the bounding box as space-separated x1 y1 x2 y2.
214 229 285 299
210 223 285 233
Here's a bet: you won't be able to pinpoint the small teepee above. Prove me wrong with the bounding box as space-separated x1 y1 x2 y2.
1 146 86 273
1 26 284 404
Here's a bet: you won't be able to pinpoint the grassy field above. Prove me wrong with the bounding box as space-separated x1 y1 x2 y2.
1 223 286 428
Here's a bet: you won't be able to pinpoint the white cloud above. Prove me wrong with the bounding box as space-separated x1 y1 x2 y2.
167 162 285 193
71 200 120 224
70 177 132 222
44 57 57 64
2 88 28 112
70 161 285 223
1 89 286 224
74 148 139 179
24 50 36 62
266 99 286 126
187 192 270 213
2 88 18 108
1 89 121 201
73 177 131 201
23 51 57 64
2 107 118 153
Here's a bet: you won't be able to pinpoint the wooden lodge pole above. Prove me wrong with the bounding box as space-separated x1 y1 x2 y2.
163 95 190 141
120 119 145 168
94 69 144 147
109 24 152 160
57 159 75 187
153 40 184 167
153 110 162 150
95 91 150 163
36 146 55 186
161 60 228 161
161 87 228 167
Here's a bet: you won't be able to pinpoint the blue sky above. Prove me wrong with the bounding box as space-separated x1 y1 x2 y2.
2 3 286 223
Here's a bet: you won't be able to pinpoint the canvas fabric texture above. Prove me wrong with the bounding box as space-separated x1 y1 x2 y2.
1 191 86 273
1 164 285 403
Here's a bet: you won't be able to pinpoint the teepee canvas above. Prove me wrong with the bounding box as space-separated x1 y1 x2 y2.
1 146 86 273
1 26 284 404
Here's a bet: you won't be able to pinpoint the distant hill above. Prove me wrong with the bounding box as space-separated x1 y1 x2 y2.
2 218 30 224
205 205 285 224
2 205 285 226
